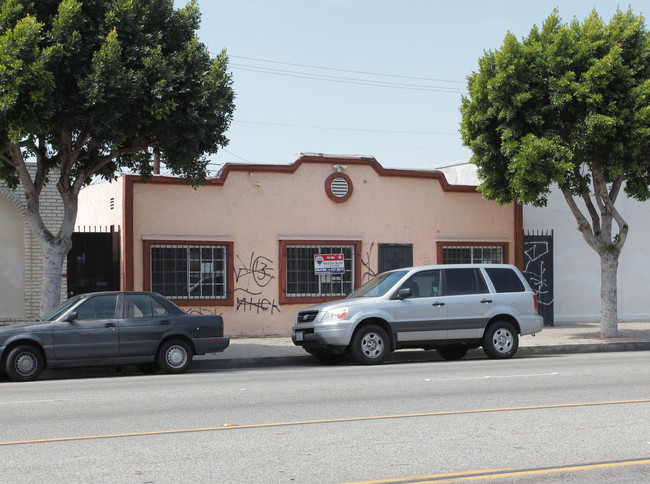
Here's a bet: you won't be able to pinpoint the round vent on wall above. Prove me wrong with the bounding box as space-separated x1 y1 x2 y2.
325 173 353 203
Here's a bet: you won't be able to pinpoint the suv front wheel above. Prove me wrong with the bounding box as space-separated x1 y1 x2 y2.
350 324 389 365
483 321 518 359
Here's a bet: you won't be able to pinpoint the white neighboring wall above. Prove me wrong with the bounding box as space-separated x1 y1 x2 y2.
438 161 650 322
523 186 650 323
0 166 66 322
0 194 25 319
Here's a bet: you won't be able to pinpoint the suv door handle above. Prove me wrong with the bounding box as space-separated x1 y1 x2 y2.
105 322 116 328
432 302 445 307
159 320 171 325
481 299 493 304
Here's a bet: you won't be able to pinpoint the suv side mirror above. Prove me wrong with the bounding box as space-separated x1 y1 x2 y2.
396 288 412 300
63 311 78 322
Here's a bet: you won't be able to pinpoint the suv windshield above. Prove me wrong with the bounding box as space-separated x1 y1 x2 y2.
348 270 408 298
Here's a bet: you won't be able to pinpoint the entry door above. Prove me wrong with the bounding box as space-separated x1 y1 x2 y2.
378 244 413 273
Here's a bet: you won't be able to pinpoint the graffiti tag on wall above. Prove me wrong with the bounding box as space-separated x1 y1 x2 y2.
234 252 280 314
186 307 222 316
361 243 376 282
236 296 280 314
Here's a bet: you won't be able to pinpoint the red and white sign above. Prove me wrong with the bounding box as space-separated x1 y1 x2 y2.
314 254 345 274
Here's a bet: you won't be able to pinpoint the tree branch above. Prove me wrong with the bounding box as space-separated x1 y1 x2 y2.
609 176 623 204
0 153 14 165
592 168 611 243
7 142 54 244
33 137 48 197
599 174 628 250
71 131 90 160
561 189 601 252
72 142 158 193
581 192 601 236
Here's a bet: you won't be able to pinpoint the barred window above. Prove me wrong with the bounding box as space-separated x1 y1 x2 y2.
442 245 504 264
284 244 356 298
150 243 228 300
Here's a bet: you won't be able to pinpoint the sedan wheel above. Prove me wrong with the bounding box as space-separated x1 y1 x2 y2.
157 339 193 374
5 345 45 382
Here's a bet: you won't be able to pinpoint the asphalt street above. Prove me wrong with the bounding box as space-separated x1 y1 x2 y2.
0 351 649 483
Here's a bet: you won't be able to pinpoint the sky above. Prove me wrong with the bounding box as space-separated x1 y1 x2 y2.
174 1 643 173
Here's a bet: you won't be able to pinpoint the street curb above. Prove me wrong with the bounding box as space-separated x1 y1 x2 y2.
516 342 650 356
191 342 650 371
28 341 650 380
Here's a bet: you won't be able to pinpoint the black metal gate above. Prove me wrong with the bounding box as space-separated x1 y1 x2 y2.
523 230 554 326
67 229 120 297
378 244 413 273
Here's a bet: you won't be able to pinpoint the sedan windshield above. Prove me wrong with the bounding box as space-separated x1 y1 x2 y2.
41 295 83 321
348 270 408 298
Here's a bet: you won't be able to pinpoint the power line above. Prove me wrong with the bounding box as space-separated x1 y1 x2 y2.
220 148 251 163
230 64 466 93
230 55 465 84
235 120 457 136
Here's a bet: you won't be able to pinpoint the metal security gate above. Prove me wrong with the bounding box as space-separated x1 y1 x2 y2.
67 229 120 297
523 230 554 326
378 244 413 273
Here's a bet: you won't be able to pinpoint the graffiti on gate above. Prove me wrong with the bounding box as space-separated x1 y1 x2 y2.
523 230 554 326
523 241 553 306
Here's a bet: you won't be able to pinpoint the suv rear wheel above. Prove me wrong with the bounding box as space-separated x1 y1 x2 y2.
483 321 518 359
350 325 389 365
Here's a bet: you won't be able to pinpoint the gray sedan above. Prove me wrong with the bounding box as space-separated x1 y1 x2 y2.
0 291 229 381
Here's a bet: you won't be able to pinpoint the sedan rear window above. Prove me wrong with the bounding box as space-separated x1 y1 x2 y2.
485 268 525 293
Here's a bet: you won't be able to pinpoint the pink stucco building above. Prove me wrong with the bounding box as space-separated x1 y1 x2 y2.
75 154 521 336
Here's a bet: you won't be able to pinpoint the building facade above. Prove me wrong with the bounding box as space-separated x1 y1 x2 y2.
75 154 521 336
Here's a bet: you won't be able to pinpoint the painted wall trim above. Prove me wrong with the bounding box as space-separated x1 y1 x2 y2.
120 154 480 193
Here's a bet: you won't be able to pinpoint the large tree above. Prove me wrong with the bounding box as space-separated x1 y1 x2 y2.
460 9 650 337
0 0 235 314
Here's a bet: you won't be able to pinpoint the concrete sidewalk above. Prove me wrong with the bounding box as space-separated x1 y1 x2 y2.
193 320 650 370
31 321 649 380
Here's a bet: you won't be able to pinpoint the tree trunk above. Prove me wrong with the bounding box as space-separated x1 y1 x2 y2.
40 237 72 316
561 176 627 339
599 250 620 338
18 167 78 316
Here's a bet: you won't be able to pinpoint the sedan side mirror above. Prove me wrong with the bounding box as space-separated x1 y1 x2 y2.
63 311 78 322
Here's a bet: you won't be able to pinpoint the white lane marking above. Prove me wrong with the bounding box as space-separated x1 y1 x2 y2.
0 399 69 405
426 372 560 382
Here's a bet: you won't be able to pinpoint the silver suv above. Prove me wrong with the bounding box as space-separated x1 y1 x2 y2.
292 264 543 364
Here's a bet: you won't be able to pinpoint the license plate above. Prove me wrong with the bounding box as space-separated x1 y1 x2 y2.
296 331 304 342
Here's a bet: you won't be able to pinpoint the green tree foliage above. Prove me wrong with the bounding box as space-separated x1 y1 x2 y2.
460 9 650 336
0 0 235 313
